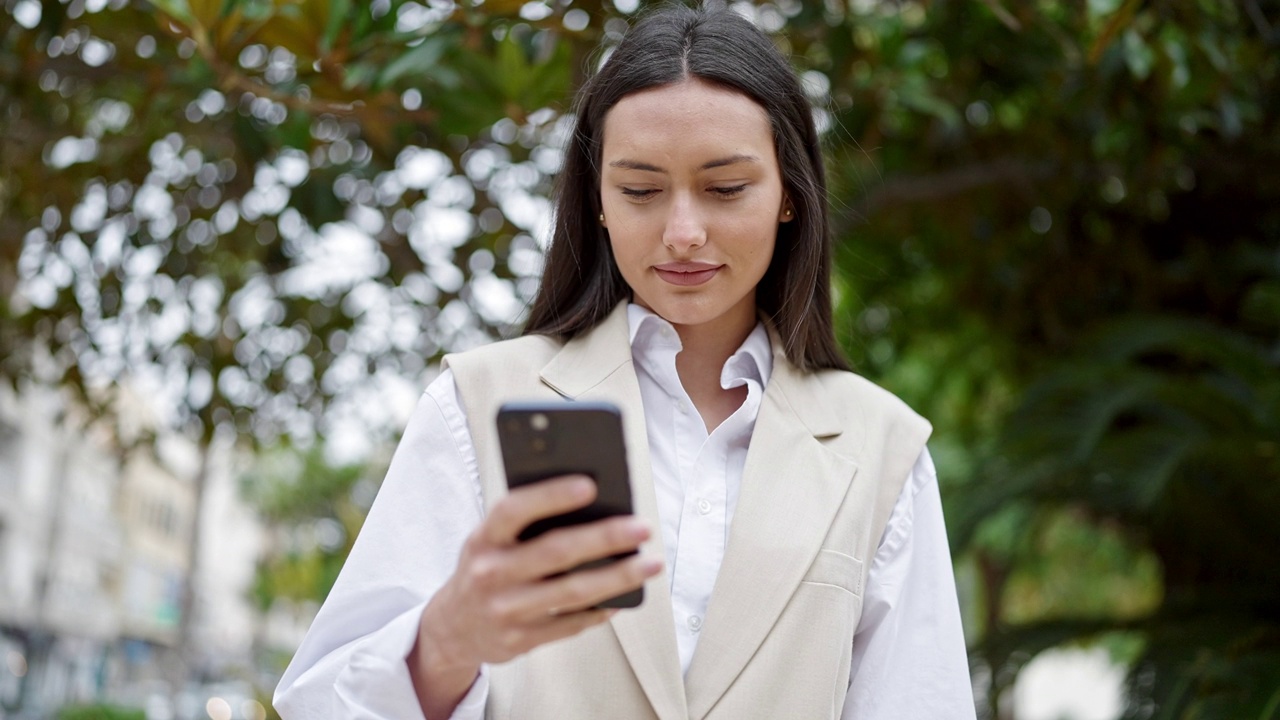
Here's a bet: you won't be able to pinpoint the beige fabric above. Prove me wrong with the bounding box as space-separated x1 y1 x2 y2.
443 302 932 720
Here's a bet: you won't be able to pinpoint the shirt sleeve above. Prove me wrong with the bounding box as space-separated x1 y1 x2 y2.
273 370 491 720
841 447 976 720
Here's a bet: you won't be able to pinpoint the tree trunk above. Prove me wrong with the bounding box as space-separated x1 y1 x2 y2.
169 437 213 697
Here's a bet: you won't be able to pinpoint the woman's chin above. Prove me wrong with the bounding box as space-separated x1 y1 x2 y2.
643 295 754 332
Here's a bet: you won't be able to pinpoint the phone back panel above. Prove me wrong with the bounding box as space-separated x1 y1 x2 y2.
496 401 641 608
497 401 632 537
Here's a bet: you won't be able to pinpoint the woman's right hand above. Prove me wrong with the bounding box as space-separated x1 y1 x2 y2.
408 475 662 718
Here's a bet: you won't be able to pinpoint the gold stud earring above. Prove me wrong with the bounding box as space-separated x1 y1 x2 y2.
599 213 606 223
784 208 793 217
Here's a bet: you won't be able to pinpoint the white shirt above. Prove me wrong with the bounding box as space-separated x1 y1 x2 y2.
629 306 771 671
275 307 976 719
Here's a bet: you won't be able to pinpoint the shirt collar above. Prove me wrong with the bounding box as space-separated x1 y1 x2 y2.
625 303 773 389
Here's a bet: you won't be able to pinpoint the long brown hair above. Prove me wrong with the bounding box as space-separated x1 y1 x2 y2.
523 5 848 372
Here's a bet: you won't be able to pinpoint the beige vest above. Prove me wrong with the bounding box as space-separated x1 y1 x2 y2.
443 303 931 720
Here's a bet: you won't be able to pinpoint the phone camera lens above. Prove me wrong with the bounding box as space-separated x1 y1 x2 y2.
530 413 549 431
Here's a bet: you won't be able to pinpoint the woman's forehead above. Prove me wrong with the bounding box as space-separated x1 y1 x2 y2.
600 79 775 167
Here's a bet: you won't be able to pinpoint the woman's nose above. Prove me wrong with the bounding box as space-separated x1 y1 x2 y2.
662 196 706 254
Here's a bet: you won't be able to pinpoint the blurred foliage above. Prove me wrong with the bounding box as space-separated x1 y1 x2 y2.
800 0 1280 716
240 444 380 609
2 0 1278 717
55 704 146 720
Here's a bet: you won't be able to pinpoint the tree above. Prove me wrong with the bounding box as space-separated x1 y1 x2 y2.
239 443 381 681
789 0 1280 716
1 0 617 693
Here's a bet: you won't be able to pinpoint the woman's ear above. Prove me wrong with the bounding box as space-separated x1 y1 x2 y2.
779 199 795 223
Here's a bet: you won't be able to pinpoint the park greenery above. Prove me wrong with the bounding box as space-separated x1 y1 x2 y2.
2 0 1277 717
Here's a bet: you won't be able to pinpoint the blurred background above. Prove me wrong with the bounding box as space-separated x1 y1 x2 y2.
1 0 1277 718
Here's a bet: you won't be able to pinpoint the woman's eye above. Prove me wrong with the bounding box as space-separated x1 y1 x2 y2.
711 184 747 198
620 187 657 199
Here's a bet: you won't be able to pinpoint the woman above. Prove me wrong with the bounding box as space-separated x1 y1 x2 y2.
275 6 974 719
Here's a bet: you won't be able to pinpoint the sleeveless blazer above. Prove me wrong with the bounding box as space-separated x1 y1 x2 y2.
443 302 931 720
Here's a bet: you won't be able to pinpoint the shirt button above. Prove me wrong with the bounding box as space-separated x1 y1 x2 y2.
688 615 702 632
697 499 712 515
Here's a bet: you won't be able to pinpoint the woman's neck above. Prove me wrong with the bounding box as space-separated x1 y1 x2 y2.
669 305 757 433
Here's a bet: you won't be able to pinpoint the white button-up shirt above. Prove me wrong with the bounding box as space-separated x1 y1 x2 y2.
274 305 976 719
629 306 770 672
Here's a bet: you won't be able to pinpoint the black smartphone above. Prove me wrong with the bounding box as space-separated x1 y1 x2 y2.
495 401 643 609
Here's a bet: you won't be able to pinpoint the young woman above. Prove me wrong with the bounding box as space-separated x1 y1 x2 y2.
275 6 974 719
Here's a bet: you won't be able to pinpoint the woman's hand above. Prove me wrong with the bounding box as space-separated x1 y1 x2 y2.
408 475 662 719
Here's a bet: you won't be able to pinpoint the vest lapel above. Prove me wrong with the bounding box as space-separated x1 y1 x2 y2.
540 303 689 720
683 345 857 720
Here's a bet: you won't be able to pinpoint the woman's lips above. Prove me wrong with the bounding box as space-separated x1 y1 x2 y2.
653 262 721 286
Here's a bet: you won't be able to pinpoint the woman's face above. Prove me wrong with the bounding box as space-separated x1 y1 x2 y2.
599 79 790 336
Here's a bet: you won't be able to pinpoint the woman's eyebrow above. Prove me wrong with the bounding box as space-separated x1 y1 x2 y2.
607 154 761 173
700 154 760 170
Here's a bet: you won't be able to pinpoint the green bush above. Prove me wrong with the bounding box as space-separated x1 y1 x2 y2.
56 704 146 720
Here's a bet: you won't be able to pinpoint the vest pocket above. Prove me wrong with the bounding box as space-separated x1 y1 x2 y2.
801 548 864 596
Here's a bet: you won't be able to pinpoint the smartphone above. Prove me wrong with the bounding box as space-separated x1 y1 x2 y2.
496 401 643 608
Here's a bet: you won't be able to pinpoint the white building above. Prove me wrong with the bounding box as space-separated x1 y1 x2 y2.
0 381 125 715
0 381 268 718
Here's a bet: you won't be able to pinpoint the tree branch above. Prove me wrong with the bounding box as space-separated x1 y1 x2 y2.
979 0 1023 32
1245 0 1278 46
849 158 1055 218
